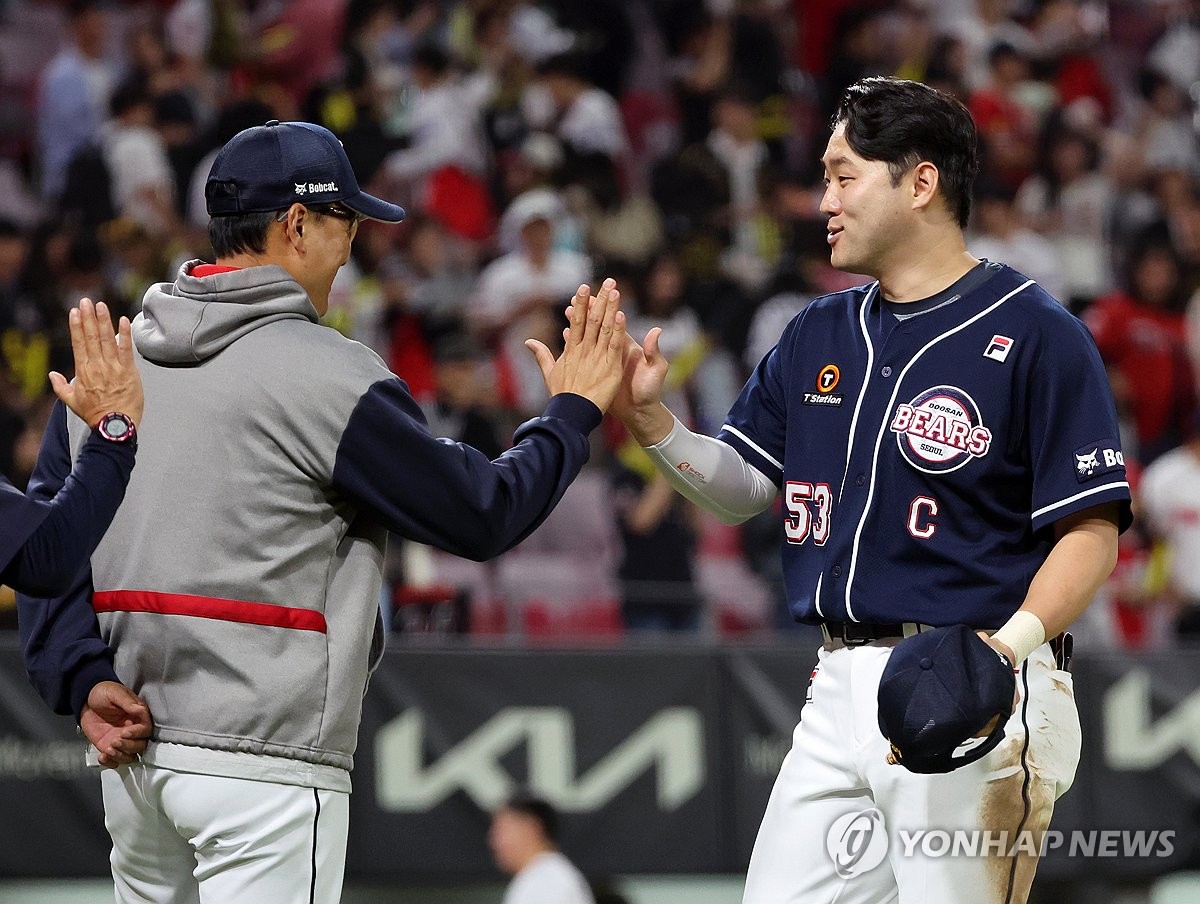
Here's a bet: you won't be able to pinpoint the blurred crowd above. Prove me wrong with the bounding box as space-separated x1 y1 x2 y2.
0 0 1197 647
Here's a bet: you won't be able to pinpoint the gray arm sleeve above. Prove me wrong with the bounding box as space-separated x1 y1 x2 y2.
643 416 778 525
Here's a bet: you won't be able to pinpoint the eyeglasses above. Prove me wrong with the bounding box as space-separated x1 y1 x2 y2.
314 203 364 226
276 203 364 232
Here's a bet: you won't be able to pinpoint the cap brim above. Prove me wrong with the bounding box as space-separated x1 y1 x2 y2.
342 191 406 223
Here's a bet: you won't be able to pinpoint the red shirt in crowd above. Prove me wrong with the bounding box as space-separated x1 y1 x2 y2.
1085 291 1195 457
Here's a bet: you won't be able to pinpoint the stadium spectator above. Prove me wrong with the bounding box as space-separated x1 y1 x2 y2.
472 190 592 415
1085 239 1196 463
101 80 177 236
611 449 703 633
1016 117 1115 307
967 41 1042 192
383 42 496 240
1138 423 1200 643
527 52 628 162
489 793 596 904
969 179 1067 303
35 0 116 201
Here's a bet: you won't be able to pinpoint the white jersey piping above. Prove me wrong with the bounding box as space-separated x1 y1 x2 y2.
721 424 785 473
1031 481 1129 522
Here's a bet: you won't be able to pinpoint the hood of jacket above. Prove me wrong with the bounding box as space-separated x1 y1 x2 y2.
134 261 318 364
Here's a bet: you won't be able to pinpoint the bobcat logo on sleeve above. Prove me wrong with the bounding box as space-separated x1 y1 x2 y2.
1073 443 1124 483
890 386 992 474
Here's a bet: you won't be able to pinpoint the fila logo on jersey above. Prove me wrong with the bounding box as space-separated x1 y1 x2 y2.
890 386 992 473
1074 444 1124 483
984 335 1013 363
804 364 844 407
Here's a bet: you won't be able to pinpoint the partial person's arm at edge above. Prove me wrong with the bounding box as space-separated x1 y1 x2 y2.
642 415 778 525
989 502 1120 665
16 401 120 717
331 379 601 561
3 432 135 597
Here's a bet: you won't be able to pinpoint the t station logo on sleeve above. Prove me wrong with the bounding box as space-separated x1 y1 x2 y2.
804 364 844 408
890 386 993 473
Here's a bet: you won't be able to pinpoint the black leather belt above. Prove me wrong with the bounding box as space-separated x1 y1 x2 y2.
820 620 926 647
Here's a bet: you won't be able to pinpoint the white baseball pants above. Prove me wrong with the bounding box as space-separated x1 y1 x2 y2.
100 766 349 904
742 642 1080 904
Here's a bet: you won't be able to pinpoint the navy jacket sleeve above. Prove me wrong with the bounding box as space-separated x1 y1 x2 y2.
331 381 601 560
16 401 121 717
0 474 49 575
2 432 135 596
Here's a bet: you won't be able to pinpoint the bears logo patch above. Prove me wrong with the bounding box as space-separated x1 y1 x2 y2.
890 386 992 474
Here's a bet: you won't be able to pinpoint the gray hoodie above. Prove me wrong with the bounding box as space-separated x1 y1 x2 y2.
29 261 599 789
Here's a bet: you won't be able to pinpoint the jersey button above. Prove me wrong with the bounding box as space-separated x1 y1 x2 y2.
881 366 893 377
832 565 842 578
855 474 865 486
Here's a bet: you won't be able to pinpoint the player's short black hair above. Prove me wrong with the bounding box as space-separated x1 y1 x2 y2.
502 792 560 843
833 77 979 228
208 212 277 258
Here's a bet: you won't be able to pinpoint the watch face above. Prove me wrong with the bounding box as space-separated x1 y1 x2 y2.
100 413 134 442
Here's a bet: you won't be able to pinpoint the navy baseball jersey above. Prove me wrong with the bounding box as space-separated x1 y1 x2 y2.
718 261 1133 628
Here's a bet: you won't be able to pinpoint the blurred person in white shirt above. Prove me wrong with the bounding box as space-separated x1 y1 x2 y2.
102 80 177 236
1138 423 1200 643
490 793 595 904
525 52 628 161
384 43 495 200
472 191 591 413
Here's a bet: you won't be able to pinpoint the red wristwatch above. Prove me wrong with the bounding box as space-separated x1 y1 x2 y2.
97 412 137 444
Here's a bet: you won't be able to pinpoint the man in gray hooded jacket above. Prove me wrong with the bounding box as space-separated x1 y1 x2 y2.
19 120 628 904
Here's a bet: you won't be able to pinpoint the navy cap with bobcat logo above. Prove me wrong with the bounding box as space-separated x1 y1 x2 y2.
205 120 405 223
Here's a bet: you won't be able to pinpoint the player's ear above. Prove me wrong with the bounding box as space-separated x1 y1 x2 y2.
910 161 940 212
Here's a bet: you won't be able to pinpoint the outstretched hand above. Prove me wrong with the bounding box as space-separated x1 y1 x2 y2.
526 278 627 412
50 298 144 429
81 680 152 768
611 323 674 445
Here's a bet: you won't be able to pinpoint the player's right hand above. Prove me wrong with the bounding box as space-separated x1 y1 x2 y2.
611 326 674 446
50 298 144 430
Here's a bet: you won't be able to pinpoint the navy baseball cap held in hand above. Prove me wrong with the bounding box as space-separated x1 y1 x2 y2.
205 120 406 223
877 624 1016 774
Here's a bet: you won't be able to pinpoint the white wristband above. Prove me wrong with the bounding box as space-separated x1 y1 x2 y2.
992 611 1047 665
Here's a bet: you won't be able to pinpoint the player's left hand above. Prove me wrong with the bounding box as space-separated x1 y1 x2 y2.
81 680 153 768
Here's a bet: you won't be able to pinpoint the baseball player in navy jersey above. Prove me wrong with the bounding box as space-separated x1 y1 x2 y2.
613 77 1131 903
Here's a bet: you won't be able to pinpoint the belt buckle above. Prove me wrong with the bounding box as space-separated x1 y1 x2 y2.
841 623 873 646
